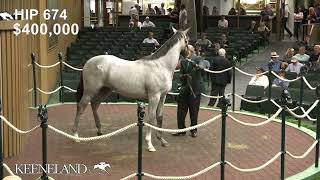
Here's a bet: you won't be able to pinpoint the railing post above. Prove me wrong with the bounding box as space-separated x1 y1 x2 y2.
38 105 49 180
58 52 64 103
31 53 37 108
267 62 273 118
232 56 236 112
315 85 320 167
220 96 230 180
298 72 306 127
137 102 145 180
0 97 3 179
280 90 289 180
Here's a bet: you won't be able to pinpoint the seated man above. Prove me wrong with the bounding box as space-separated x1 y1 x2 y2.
218 15 228 29
285 56 304 74
195 33 212 50
248 67 269 89
142 16 156 28
142 31 160 47
272 70 289 90
295 46 310 63
219 34 229 48
266 52 283 72
129 14 142 29
309 45 320 70
248 20 257 33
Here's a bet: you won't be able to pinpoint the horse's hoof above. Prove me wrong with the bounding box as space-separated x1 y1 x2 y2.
97 132 103 136
148 147 156 152
161 142 169 147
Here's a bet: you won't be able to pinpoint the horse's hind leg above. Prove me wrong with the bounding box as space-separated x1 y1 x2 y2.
91 87 112 136
156 95 169 147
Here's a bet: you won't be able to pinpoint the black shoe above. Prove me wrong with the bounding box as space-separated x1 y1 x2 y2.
172 132 186 136
190 132 197 138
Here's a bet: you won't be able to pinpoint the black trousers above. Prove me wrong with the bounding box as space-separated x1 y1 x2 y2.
294 22 301 40
177 93 201 133
283 17 293 36
208 84 226 107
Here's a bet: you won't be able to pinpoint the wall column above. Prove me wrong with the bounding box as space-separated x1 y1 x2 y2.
181 0 197 39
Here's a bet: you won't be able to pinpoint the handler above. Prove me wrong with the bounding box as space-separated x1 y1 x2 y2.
173 45 205 138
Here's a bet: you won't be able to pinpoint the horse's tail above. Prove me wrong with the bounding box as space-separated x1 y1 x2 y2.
76 72 84 103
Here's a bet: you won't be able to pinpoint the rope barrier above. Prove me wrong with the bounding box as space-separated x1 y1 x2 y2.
204 67 232 74
63 62 83 71
201 93 232 99
34 61 60 69
27 64 32 68
144 115 221 133
63 86 77 93
286 140 318 159
174 69 180 73
143 162 221 180
121 173 137 180
235 67 268 77
168 92 179 96
286 100 319 119
48 123 136 142
271 71 301 82
234 94 268 103
302 77 317 90
226 152 282 172
37 87 62 95
28 88 33 93
300 107 317 121
3 163 15 176
270 99 281 109
0 115 40 134
228 108 283 127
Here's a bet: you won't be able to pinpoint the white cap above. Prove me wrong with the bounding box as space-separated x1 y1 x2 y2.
218 48 226 56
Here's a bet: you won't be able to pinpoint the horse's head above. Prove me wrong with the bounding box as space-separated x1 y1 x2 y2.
172 27 190 57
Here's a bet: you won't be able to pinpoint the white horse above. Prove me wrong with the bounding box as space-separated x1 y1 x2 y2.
73 27 190 152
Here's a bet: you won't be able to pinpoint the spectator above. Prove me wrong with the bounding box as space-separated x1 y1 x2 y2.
179 4 188 30
285 56 304 74
142 32 160 47
267 52 283 72
272 70 289 90
248 67 269 89
129 4 139 20
239 7 247 15
212 6 219 15
173 45 205 137
212 43 221 56
142 16 156 28
219 34 229 48
154 6 161 15
309 45 320 70
195 33 212 50
295 46 310 62
248 20 257 33
283 3 293 38
159 3 166 15
261 4 274 29
169 7 179 28
218 15 228 29
145 4 156 15
316 2 320 22
129 14 142 29
282 48 295 64
228 8 237 15
307 7 318 23
301 5 308 24
294 7 304 41
208 48 231 107
258 21 270 40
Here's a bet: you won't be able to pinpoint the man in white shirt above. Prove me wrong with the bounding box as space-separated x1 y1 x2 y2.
295 46 310 62
218 15 228 29
248 67 269 89
142 32 160 47
160 3 166 15
285 56 304 74
179 4 187 30
142 16 156 28
283 4 293 38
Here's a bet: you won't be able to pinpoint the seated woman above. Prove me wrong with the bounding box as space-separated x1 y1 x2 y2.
272 70 289 90
258 21 270 42
228 8 237 15
195 33 212 50
248 21 257 33
219 34 229 48
248 67 269 89
282 48 295 64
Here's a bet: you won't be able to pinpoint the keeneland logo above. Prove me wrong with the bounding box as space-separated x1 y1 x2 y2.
93 162 111 174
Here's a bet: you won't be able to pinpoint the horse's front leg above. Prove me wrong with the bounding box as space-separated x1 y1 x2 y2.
156 95 169 147
146 93 161 152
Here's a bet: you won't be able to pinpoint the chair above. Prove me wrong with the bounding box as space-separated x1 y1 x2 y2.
240 85 265 112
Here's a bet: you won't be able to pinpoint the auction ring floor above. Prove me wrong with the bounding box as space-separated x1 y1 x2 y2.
4 104 317 180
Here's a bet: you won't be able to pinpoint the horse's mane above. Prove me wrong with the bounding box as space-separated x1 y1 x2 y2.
140 31 185 61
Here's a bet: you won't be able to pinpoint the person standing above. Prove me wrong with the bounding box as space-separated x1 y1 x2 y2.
159 3 166 15
145 4 156 15
173 45 205 137
208 48 231 107
294 7 303 41
283 3 293 38
179 4 188 30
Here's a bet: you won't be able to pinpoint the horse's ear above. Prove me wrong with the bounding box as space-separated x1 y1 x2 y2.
182 27 191 35
172 27 177 34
